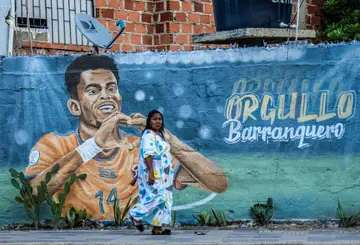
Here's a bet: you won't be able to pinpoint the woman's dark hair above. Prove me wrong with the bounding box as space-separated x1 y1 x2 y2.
142 110 165 137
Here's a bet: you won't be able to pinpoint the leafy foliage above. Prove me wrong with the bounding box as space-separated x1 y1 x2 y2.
250 198 274 226
65 207 92 229
193 210 214 226
337 199 360 227
323 0 360 41
9 167 55 229
211 208 227 227
9 165 88 230
43 172 87 229
193 209 228 227
113 196 138 227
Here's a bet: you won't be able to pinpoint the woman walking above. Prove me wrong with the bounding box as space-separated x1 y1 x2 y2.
129 110 174 235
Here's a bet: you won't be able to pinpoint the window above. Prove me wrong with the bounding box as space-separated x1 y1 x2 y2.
16 0 94 45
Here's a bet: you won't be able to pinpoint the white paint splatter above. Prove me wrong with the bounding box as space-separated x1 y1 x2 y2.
179 105 192 119
199 125 212 139
145 72 153 79
135 90 146 101
209 83 217 92
7 116 16 124
15 130 28 145
176 121 184 129
173 84 184 96
157 107 164 114
216 106 224 113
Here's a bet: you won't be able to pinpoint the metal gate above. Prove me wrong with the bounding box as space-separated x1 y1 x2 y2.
16 0 94 45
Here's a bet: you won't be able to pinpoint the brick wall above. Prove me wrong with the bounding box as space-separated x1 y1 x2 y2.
305 0 324 30
17 0 322 55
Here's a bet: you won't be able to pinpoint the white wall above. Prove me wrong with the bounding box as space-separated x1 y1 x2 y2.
0 0 11 56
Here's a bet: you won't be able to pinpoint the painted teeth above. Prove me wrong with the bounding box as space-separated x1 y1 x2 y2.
99 105 114 110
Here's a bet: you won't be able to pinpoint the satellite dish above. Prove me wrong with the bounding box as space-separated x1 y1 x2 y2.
75 13 126 53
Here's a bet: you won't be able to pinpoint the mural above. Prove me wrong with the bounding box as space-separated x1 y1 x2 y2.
1 43 360 225
22 55 228 221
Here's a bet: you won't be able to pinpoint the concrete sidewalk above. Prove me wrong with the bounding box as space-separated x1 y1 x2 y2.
1 229 360 244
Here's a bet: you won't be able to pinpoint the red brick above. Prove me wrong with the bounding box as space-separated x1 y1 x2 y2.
176 34 188 44
126 22 135 32
108 0 119 8
161 12 173 22
122 44 134 52
199 15 210 24
156 24 165 33
194 3 203 12
193 25 204 34
125 0 134 10
183 45 191 51
96 0 107 7
109 43 120 52
142 13 152 23
143 35 153 45
156 45 170 52
156 2 165 12
136 24 146 33
128 12 139 21
175 13 187 22
116 10 127 20
166 23 180 33
154 35 160 45
188 13 199 23
204 3 213 14
181 23 192 33
210 15 215 24
181 1 192 11
135 1 145 11
52 43 66 50
160 34 173 44
108 20 118 31
122 33 131 43
169 45 181 51
205 26 215 33
168 1 180 10
131 34 142 44
102 9 114 18
312 16 321 25
147 24 154 34
307 5 318 15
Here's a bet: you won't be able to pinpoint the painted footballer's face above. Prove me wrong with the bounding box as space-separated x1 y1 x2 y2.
70 69 122 128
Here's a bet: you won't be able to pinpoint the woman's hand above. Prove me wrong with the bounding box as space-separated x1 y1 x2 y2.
148 171 155 185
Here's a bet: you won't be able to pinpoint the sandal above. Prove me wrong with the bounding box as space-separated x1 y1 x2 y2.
130 217 144 232
151 229 171 235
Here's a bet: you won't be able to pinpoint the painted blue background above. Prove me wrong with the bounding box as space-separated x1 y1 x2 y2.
1 43 360 225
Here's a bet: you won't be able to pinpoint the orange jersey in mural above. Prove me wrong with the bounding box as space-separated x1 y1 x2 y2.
24 132 160 220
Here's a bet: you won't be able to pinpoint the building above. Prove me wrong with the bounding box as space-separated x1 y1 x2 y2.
1 0 323 56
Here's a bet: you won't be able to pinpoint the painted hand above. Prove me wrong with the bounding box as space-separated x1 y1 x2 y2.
128 113 147 131
94 112 132 150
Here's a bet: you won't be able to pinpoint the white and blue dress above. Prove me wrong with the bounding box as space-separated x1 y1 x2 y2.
129 129 175 226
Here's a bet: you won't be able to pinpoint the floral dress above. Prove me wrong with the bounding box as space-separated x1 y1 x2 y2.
129 129 175 226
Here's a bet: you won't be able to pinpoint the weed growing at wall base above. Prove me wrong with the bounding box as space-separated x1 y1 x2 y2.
65 208 92 229
337 199 360 227
193 209 227 227
113 196 138 227
250 198 274 226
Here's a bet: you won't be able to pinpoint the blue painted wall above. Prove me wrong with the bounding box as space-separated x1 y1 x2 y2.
1 43 360 225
